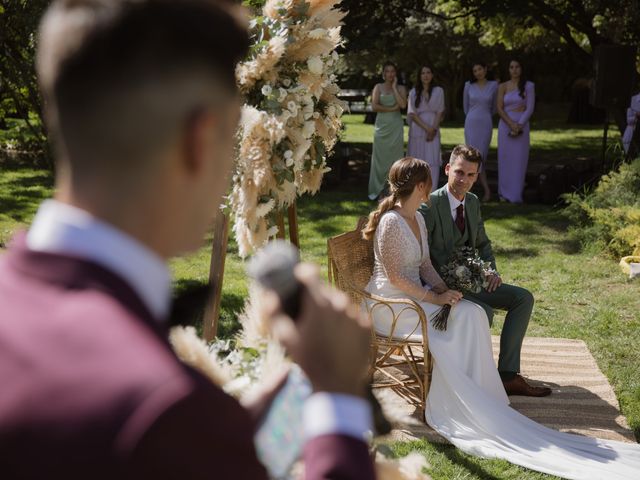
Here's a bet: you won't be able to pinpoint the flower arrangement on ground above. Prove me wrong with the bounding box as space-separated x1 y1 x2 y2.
229 0 346 257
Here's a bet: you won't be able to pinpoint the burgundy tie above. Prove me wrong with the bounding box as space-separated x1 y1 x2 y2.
455 204 465 234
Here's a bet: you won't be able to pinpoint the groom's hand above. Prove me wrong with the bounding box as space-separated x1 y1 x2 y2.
486 273 502 292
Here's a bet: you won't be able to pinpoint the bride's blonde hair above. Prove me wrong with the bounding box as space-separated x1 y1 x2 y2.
362 157 432 240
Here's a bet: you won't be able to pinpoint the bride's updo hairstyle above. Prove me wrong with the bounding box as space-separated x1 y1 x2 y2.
362 157 431 240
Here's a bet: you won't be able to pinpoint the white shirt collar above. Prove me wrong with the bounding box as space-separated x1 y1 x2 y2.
446 184 466 220
26 200 171 321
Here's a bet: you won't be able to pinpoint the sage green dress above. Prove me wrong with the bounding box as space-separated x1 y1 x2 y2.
368 93 404 200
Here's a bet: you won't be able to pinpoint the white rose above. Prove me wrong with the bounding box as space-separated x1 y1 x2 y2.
282 78 291 87
278 88 287 102
284 150 294 167
455 266 470 278
261 84 272 96
307 56 323 75
302 121 315 139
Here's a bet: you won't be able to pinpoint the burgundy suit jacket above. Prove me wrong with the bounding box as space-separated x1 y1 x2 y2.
0 236 375 480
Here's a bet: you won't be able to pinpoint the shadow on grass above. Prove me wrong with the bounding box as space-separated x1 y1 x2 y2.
171 278 245 340
493 246 541 258
0 163 53 222
432 443 502 480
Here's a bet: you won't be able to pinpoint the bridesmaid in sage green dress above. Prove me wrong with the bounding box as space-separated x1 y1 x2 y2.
368 62 407 200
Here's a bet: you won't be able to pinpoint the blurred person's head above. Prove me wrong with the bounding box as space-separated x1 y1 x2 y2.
471 62 488 83
414 65 435 108
507 58 527 98
362 157 432 240
381 61 397 83
36 0 249 257
445 145 482 200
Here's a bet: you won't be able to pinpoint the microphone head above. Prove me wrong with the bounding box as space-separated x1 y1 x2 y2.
247 240 300 299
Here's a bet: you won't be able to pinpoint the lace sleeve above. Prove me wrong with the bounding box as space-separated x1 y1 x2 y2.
377 214 431 301
417 215 446 290
419 255 445 290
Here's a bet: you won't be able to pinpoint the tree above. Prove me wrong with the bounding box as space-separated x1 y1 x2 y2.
0 0 50 161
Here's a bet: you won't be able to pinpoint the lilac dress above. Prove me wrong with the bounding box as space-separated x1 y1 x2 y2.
498 82 535 203
463 80 498 163
407 86 445 187
622 93 640 154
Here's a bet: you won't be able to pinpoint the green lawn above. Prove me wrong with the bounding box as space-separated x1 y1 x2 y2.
1 106 638 478
343 103 619 167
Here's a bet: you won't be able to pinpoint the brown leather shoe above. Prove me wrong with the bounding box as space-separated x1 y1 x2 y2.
502 374 551 397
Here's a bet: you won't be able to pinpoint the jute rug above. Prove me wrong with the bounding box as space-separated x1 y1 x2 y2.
375 336 637 444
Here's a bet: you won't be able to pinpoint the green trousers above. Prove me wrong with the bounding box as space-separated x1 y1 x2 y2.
464 283 534 375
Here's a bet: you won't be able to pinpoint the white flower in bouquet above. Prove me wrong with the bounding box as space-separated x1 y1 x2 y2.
454 265 471 280
307 56 323 75
282 78 291 87
261 84 273 96
277 87 288 102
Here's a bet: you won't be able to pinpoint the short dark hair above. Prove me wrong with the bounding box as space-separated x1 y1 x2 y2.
37 0 249 174
449 144 483 166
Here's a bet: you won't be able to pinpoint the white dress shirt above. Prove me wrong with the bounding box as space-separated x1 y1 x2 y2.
27 200 171 320
26 200 373 441
446 184 466 221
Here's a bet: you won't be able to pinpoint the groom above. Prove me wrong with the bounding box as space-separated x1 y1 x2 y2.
419 145 551 397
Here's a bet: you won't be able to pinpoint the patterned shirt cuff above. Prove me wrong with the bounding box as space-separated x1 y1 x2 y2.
303 392 373 442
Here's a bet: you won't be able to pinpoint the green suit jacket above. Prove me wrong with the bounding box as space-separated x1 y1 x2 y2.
419 185 497 273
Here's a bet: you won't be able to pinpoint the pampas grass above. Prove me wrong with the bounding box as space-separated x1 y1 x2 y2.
230 0 346 257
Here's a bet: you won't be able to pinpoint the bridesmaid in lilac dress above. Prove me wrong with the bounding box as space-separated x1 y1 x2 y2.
407 66 445 187
463 62 497 201
497 60 535 203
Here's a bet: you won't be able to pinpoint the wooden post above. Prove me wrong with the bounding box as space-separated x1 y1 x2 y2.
203 211 229 342
204 201 299 341
276 211 286 239
287 202 299 248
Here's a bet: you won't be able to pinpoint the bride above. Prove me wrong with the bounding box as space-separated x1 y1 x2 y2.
362 157 640 479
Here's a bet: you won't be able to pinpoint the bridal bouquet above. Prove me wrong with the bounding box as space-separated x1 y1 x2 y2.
430 246 496 330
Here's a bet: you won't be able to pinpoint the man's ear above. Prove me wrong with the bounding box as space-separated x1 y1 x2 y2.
182 110 217 174
444 162 450 175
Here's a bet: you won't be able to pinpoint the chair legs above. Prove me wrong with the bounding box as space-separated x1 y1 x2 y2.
370 341 431 422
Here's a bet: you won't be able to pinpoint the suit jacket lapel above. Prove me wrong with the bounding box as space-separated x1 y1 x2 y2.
465 193 478 248
436 187 454 249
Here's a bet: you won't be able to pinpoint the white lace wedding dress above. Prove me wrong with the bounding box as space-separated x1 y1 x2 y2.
365 211 640 479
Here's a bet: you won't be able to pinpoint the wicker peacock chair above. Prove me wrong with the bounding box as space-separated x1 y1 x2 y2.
327 217 432 419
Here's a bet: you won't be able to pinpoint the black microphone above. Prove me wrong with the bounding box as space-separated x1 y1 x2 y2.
247 240 304 321
248 240 392 435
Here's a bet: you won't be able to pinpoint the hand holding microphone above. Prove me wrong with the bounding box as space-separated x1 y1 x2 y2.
248 240 371 398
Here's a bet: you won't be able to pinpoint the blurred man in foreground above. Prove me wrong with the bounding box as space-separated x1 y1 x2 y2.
0 1 375 478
